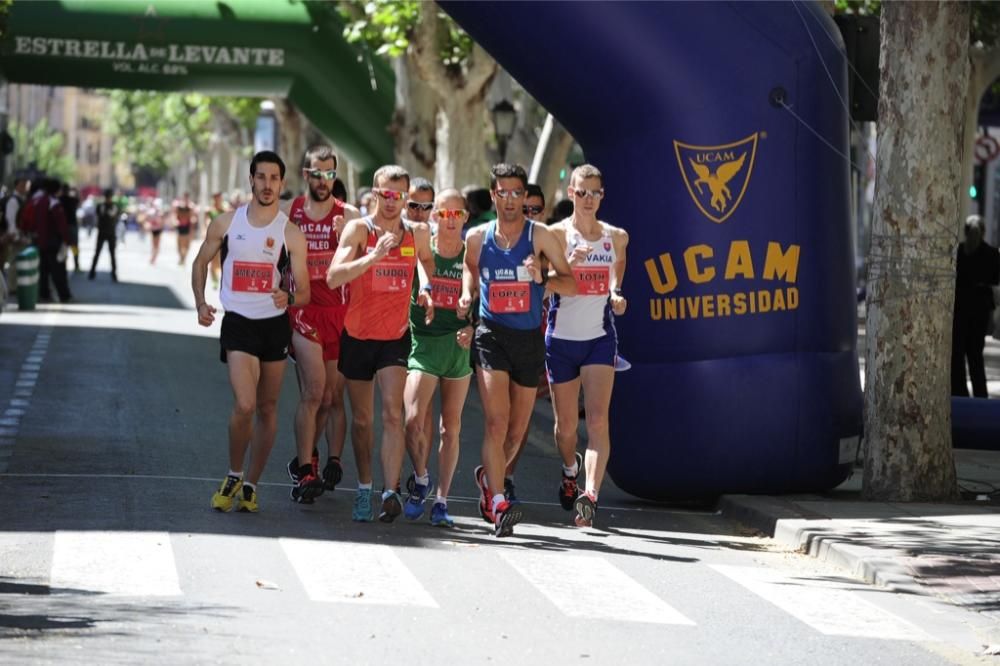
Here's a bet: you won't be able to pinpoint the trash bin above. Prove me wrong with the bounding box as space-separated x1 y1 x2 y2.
15 246 39 311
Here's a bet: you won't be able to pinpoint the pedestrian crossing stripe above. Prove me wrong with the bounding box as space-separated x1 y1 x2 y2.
51 531 182 597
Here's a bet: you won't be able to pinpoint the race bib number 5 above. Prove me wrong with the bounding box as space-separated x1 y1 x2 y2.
431 277 461 310
488 281 531 313
232 261 275 293
307 251 334 281
372 259 411 292
573 266 610 296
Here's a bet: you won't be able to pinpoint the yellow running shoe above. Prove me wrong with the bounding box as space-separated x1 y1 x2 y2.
237 485 259 513
211 475 243 512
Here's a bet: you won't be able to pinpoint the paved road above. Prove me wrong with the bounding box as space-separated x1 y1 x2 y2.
0 231 992 664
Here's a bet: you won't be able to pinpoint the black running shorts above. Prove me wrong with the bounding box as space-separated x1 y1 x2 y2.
473 319 545 388
219 311 291 363
338 330 411 381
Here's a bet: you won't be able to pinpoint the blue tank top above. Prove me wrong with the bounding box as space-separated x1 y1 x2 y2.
478 220 545 330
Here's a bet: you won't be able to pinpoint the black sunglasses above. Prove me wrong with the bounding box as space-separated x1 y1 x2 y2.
407 201 434 212
523 205 544 216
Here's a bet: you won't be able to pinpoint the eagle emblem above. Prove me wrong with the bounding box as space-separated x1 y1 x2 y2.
674 134 758 224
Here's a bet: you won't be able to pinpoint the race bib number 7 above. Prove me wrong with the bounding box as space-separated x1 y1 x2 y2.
431 277 461 310
307 252 334 281
573 266 610 296
488 281 531 313
232 261 275 293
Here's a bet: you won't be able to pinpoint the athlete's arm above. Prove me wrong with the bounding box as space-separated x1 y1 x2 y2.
277 224 311 308
191 210 233 326
534 224 577 296
457 226 483 320
609 224 629 315
337 202 361 236
412 222 435 324
326 218 393 288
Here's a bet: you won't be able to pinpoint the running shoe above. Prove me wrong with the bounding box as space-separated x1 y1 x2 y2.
429 502 455 528
352 489 374 522
574 490 597 527
493 499 523 538
322 457 343 491
404 477 431 520
558 452 584 511
405 472 416 495
237 485 259 513
290 464 324 504
379 490 402 523
503 477 517 503
211 475 243 512
311 448 320 478
473 465 492 523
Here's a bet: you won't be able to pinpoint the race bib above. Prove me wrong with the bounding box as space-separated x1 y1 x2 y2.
573 266 610 296
431 277 461 310
488 281 531 313
232 261 275 293
307 251 334 281
372 259 411 292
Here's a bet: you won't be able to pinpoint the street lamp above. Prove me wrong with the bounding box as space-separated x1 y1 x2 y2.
254 100 277 154
491 99 516 162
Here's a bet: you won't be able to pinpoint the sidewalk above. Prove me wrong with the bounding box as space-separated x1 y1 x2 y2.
719 449 1000 646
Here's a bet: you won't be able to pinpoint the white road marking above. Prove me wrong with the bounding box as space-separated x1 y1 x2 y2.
500 551 695 625
280 538 438 608
711 565 936 641
51 531 182 597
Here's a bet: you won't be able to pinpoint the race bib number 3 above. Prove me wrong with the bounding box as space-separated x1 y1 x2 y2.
307 252 334 281
488 281 531 313
431 277 461 310
232 261 275 293
573 266 610 296
373 260 411 292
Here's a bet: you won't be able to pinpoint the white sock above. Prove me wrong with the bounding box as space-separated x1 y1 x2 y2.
382 488 395 500
434 498 447 507
492 493 506 514
358 482 372 491
562 462 579 477
228 469 242 479
415 472 430 486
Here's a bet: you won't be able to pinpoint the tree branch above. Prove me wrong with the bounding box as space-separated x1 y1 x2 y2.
462 42 498 100
409 3 451 98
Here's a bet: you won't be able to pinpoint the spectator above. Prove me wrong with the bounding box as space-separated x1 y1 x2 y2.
951 214 1000 398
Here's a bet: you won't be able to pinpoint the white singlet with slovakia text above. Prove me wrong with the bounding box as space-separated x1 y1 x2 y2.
547 225 617 341
219 205 290 320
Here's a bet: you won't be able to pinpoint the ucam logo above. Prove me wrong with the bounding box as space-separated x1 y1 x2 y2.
674 133 759 224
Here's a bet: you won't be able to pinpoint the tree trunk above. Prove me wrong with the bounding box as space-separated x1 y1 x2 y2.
275 99 305 195
435 93 490 191
862 1 969 501
392 56 438 181
529 113 576 214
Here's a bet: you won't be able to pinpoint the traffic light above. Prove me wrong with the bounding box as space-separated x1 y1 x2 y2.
972 163 985 212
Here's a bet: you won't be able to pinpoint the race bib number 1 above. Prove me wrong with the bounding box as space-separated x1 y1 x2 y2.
232 261 275 293
431 277 461 310
307 251 334 281
573 266 610 296
488 281 531 313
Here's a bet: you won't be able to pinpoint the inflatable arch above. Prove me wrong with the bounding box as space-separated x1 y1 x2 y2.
0 0 395 175
443 1 863 499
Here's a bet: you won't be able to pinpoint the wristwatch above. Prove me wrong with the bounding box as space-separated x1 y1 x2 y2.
612 288 624 297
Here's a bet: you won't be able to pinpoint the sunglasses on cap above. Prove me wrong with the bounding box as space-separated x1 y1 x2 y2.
305 169 337 181
375 189 406 201
436 209 468 221
407 201 434 212
523 205 544 216
572 188 604 200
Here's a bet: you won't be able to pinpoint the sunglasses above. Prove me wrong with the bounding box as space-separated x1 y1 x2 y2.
572 188 604 200
375 189 406 201
523 205 544 216
494 187 525 199
305 169 337 181
436 209 468 221
407 201 434 212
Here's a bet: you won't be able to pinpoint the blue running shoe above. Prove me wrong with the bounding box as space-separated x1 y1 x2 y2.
429 502 454 528
404 479 431 520
352 489 374 522
379 490 402 523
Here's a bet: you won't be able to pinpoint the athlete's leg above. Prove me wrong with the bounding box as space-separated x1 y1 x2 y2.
550 377 582 467
322 363 347 459
346 378 376 484
477 368 512 497
376 365 408 491
579 365 615 495
245 359 287 484
226 351 261 475
291 331 324 466
437 375 471 500
403 370 439 479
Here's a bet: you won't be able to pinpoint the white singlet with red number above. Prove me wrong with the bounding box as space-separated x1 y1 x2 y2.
219 205 290 320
